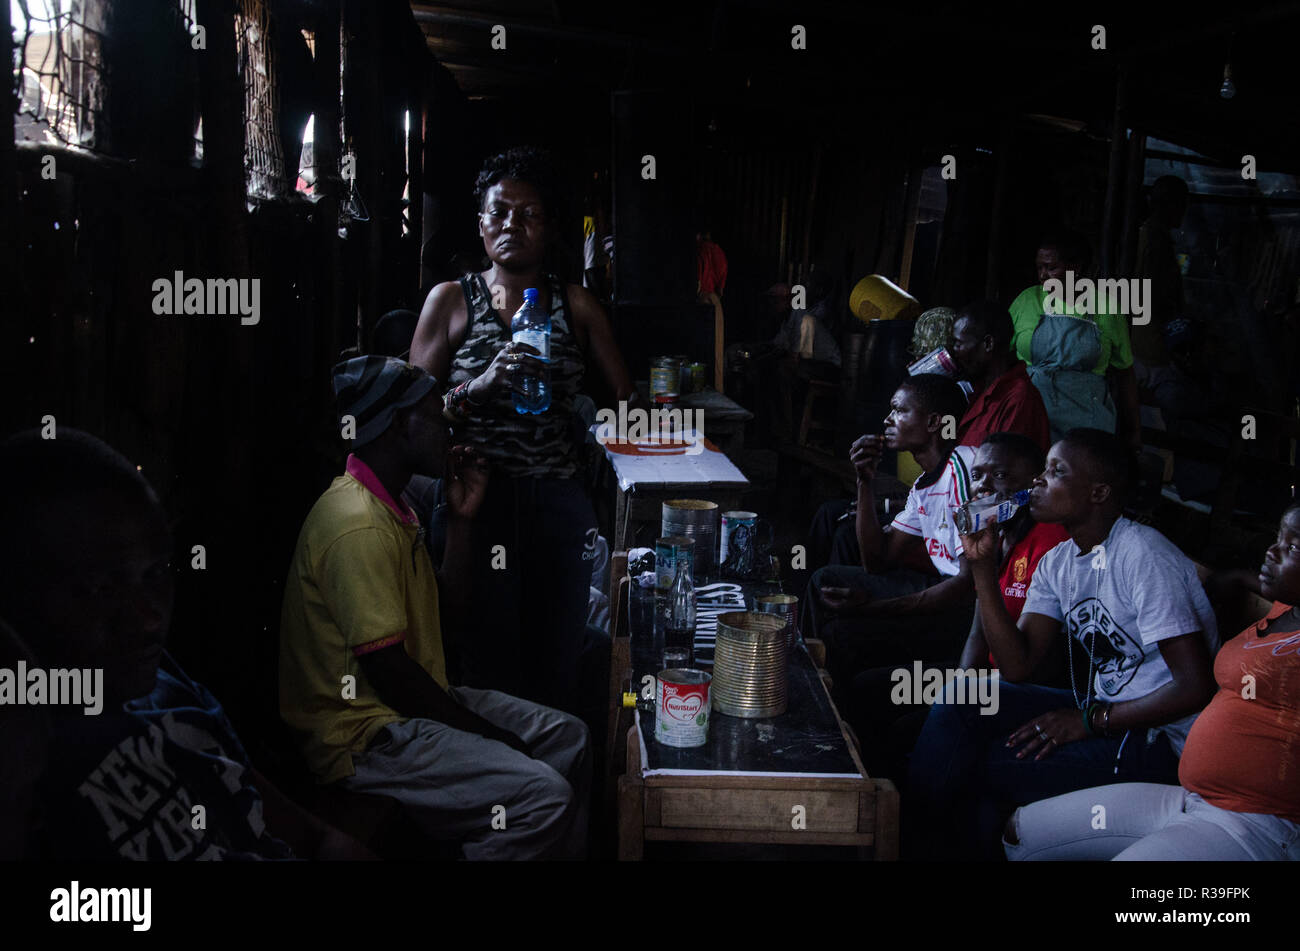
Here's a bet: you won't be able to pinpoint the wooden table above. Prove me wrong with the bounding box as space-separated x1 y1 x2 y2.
599 417 750 552
613 577 899 860
613 482 746 553
674 386 754 453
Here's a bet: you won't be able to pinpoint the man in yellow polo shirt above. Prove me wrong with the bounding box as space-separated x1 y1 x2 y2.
280 356 589 860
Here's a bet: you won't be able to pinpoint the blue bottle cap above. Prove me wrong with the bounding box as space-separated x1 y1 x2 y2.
523 287 539 303
1012 489 1031 504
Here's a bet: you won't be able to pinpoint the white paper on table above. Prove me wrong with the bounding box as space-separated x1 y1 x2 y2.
634 710 861 778
592 425 749 491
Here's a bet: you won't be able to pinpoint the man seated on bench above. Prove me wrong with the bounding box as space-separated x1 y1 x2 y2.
848 432 1068 779
906 427 1219 860
809 374 976 686
806 303 1047 579
1005 502 1300 860
0 429 370 861
279 356 590 860
949 300 1050 452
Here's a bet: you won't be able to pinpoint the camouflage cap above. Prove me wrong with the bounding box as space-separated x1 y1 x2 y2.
910 307 957 356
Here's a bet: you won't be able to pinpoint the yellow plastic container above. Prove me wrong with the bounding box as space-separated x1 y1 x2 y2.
848 275 921 324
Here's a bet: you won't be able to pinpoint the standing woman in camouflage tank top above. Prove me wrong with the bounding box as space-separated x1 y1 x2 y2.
411 147 637 717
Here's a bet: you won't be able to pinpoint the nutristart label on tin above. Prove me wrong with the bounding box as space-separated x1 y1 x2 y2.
655 668 711 747
655 536 694 593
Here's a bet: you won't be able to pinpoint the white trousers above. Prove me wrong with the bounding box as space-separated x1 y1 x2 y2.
1005 782 1300 861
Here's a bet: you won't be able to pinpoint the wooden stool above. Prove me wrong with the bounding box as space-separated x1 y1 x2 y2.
798 379 838 448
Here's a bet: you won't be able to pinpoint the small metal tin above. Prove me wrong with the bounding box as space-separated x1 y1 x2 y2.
661 499 718 582
655 668 712 748
755 593 799 650
686 362 706 393
650 358 681 402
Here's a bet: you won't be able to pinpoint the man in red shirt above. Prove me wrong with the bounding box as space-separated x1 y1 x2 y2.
950 301 1051 452
848 432 1064 779
956 432 1070 671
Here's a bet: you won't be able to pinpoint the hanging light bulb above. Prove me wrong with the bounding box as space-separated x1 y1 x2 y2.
1219 63 1236 99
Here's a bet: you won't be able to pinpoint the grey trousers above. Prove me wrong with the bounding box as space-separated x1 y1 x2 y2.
340 687 591 860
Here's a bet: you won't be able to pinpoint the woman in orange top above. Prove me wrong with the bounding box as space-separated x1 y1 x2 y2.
1004 503 1300 860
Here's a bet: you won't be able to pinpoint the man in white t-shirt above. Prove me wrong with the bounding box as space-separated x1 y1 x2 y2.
1019 518 1218 751
809 374 977 684
907 427 1218 860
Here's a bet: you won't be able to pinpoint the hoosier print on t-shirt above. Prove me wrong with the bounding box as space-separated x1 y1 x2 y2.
1064 596 1145 695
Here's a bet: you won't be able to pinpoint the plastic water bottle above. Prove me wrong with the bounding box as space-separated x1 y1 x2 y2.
511 287 550 414
908 346 973 398
906 346 960 377
953 489 1031 534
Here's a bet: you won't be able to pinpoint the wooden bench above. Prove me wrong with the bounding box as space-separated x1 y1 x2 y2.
605 552 634 785
265 765 459 860
1143 405 1299 534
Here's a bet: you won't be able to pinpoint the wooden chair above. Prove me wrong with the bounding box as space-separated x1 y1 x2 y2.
805 636 833 694
704 291 725 393
1194 561 1273 640
1142 403 1300 533
605 552 633 776
798 379 838 449
266 753 458 860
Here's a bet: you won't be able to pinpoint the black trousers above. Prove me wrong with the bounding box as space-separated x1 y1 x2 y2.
453 475 597 717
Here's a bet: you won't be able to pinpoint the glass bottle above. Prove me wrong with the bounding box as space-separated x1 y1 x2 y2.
665 555 696 668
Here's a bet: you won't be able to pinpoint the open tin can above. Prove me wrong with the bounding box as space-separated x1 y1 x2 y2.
654 668 712 747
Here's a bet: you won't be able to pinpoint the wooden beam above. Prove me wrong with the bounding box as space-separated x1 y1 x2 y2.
346 0 384 351
800 143 822 271
897 165 923 291
196 0 249 276
411 3 688 58
1119 126 1146 276
312 0 344 358
0 0 18 435
985 122 1011 300
1099 65 1129 277
425 45 581 78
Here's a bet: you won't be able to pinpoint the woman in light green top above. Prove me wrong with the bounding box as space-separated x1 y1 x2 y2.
1008 233 1142 448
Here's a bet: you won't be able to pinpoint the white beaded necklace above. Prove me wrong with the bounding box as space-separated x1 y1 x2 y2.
1065 540 1105 711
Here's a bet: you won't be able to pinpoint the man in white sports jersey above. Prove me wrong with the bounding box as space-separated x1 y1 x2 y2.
809 374 977 686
